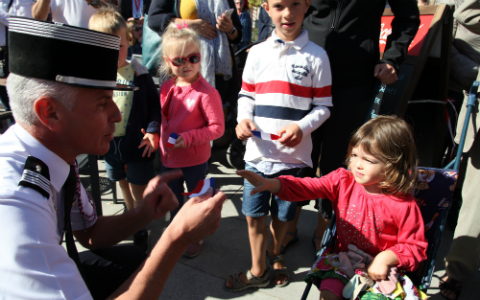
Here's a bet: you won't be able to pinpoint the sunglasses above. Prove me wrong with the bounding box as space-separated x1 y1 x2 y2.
133 26 143 31
167 53 201 67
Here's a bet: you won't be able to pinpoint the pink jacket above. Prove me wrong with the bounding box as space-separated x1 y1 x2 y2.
159 76 224 168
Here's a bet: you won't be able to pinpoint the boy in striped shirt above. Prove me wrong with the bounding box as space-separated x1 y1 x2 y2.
225 0 332 291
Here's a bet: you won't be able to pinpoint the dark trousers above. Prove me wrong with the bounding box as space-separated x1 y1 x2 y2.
79 244 147 300
315 81 375 218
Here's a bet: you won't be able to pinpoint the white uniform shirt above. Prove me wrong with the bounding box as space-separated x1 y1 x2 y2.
0 124 95 299
50 0 96 28
0 0 34 45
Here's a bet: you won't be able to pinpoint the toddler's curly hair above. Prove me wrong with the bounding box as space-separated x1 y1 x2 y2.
346 115 418 195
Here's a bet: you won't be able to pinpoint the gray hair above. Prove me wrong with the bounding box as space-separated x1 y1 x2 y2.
7 73 79 126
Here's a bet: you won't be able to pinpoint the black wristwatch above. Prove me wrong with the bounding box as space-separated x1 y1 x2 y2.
228 27 236 35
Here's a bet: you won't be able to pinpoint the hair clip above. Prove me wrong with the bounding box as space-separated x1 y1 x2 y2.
175 21 189 29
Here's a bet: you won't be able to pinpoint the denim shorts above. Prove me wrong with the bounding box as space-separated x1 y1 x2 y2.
242 163 304 222
104 137 156 186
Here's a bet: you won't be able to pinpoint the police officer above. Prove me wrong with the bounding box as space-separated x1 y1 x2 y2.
0 17 226 299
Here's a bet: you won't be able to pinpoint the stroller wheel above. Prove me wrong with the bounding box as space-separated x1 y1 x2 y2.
226 139 246 170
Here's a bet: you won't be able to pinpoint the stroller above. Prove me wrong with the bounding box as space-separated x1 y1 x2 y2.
300 81 480 300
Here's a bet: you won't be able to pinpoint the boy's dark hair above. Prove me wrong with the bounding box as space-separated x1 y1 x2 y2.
346 115 418 195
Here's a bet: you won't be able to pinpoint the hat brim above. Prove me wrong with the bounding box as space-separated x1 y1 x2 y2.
63 82 139 91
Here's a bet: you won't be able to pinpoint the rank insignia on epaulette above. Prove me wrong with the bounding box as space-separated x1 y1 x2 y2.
18 156 51 199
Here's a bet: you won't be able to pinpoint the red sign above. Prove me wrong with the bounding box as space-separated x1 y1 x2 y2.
379 15 434 56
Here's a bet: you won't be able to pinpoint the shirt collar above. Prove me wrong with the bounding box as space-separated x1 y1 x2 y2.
13 124 71 193
270 29 309 51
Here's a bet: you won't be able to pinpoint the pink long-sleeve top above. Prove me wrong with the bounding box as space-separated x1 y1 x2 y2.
159 76 225 168
276 168 428 272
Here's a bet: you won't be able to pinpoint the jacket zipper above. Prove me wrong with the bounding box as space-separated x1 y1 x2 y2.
165 119 169 165
330 0 343 31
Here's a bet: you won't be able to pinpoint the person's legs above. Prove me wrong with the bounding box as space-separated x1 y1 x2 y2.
442 138 480 299
269 215 289 284
180 162 209 257
319 278 345 300
79 244 147 300
225 164 271 289
118 179 135 210
126 159 156 208
313 213 331 251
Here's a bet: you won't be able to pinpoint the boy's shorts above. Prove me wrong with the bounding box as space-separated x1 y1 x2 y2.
242 163 304 222
104 137 155 186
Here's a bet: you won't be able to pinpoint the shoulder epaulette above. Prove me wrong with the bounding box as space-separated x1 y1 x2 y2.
18 156 51 199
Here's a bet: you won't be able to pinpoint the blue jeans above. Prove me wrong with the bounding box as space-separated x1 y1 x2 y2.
162 162 209 220
242 163 304 222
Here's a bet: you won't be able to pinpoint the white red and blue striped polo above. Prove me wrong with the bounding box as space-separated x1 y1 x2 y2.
237 30 332 167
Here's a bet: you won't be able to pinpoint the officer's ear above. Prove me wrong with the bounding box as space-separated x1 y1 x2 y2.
33 97 62 131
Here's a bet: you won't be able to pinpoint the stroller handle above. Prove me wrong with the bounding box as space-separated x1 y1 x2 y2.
453 81 479 171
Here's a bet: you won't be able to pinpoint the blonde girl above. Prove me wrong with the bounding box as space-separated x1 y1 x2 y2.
158 23 225 258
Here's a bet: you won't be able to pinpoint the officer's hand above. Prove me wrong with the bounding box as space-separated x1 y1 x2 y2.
141 170 182 220
166 188 226 246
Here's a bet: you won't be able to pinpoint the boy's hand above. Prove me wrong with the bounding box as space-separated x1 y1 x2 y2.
277 124 303 147
236 170 281 195
367 250 399 281
138 129 159 157
236 119 256 140
374 63 398 85
172 135 185 149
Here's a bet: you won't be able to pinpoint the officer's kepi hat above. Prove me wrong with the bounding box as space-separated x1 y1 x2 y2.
8 17 137 91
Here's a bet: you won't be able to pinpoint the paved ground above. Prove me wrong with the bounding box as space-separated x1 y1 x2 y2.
76 147 479 300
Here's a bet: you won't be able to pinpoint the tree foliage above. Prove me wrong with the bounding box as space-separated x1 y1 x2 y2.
248 0 263 7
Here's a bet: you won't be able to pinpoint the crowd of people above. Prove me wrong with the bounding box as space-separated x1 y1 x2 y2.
0 0 478 300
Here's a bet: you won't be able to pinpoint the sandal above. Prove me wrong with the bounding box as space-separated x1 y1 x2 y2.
280 229 299 254
225 268 270 292
439 276 462 300
268 254 290 287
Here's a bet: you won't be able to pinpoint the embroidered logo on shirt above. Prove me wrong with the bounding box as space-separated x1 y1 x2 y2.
186 98 195 108
291 64 310 80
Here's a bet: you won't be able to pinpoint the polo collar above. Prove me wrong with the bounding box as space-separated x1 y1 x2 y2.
270 29 309 51
13 124 71 194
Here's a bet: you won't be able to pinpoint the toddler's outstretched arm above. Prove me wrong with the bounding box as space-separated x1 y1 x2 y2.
236 170 281 195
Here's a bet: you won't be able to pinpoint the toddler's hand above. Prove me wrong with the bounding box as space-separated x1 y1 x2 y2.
236 170 281 195
367 250 398 281
235 119 256 140
374 63 398 85
277 124 303 147
138 129 159 157
173 135 185 149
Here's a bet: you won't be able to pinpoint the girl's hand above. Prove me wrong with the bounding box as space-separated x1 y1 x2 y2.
236 170 282 195
367 250 399 281
216 13 233 34
277 124 303 147
172 135 185 149
235 119 256 140
138 129 159 157
181 19 218 40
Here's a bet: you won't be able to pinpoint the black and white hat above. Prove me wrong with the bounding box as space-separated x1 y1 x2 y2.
8 17 137 91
